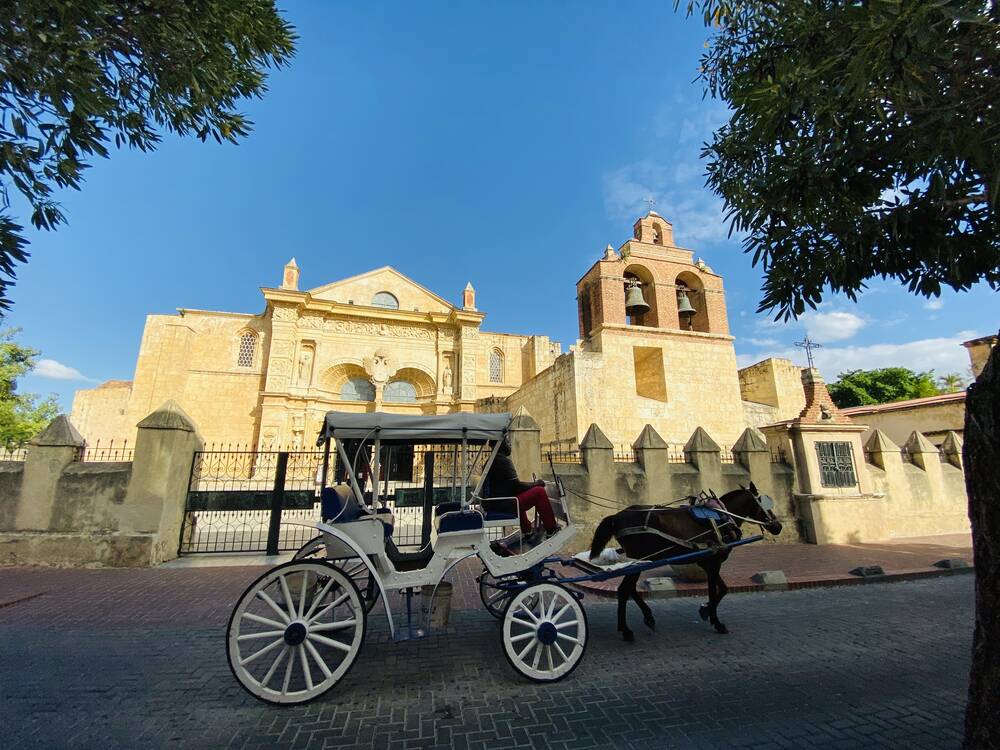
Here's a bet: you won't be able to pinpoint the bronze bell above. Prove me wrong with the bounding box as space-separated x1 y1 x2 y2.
676 288 697 316
625 279 651 316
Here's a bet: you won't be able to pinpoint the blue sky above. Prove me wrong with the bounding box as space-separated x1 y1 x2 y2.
9 1 995 411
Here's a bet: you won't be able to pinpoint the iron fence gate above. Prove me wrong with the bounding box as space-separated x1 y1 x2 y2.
178 444 502 554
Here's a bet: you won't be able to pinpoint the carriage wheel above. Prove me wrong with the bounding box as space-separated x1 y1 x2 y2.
293 535 380 614
501 582 587 682
479 567 519 620
227 560 367 705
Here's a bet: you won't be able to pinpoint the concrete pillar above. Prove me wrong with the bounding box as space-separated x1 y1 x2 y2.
122 400 203 564
940 431 963 470
14 416 85 531
633 424 669 501
905 430 944 495
732 427 772 490
508 407 541 480
684 427 723 489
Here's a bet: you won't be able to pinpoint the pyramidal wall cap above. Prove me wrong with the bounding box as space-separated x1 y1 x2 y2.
684 426 721 453
633 424 668 450
941 431 963 453
864 429 899 453
29 415 85 447
733 427 768 453
904 431 939 454
509 407 539 430
136 400 198 432
581 424 614 450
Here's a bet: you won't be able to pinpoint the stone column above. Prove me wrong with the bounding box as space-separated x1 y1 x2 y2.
122 400 203 564
508 407 541 480
633 424 669 504
14 416 85 531
732 427 772 492
684 427 723 491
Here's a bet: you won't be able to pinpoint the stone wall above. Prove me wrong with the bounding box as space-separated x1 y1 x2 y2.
738 358 806 422
0 403 202 567
841 393 966 447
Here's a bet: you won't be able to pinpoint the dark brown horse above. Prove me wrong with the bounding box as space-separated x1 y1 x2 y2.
589 482 783 642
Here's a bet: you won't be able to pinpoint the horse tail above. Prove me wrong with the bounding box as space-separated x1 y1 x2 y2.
589 515 617 560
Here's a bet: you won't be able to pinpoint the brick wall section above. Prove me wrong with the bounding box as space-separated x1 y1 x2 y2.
795 369 853 425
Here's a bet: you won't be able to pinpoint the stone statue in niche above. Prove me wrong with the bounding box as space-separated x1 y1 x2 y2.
442 364 453 393
297 347 313 385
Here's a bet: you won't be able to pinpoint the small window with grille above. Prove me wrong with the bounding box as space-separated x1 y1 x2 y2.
815 441 857 488
237 332 257 368
489 349 504 384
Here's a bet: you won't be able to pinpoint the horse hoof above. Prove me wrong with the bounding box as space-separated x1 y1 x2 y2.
622 630 635 643
698 605 709 621
714 624 729 635
643 615 656 631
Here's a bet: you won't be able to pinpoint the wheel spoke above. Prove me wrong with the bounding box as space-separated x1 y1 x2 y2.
237 630 285 641
256 591 290 624
278 575 296 618
546 645 554 672
556 632 580 645
240 637 284 666
309 619 357 632
516 602 539 624
281 650 294 695
308 632 353 653
298 571 310 618
531 641 542 670
516 638 537 661
304 640 333 680
554 641 569 663
261 646 289 688
242 611 284 629
303 575 336 622
299 645 313 691
551 602 572 623
509 631 535 643
309 591 350 624
555 619 578 630
544 592 558 620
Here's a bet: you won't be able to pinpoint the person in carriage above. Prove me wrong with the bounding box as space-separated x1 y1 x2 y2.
482 437 561 543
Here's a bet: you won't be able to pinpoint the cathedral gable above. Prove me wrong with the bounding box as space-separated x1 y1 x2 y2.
307 267 455 314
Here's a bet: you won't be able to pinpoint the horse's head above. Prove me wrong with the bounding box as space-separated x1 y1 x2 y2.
733 481 783 535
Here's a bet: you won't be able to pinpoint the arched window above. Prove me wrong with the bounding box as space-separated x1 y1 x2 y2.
489 349 504 384
237 331 257 368
384 380 417 403
340 377 375 401
371 291 399 309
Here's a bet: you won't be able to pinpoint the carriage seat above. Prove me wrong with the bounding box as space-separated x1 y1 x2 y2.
321 486 394 539
478 497 520 524
434 510 485 534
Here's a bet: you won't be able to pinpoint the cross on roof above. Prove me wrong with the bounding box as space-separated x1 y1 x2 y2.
795 335 823 369
645 196 656 212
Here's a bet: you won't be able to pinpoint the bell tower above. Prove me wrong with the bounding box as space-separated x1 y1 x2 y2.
575 211 730 341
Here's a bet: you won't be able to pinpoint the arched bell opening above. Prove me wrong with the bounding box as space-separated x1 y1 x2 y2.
674 271 709 332
623 264 658 327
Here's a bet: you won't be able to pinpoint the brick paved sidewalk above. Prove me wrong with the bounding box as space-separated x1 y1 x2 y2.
575 532 974 598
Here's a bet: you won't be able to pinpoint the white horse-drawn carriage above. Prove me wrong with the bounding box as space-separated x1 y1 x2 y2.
226 411 764 705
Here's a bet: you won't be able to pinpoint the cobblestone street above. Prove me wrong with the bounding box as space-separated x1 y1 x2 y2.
0 568 972 749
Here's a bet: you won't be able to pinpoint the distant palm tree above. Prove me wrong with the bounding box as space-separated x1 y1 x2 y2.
938 373 965 393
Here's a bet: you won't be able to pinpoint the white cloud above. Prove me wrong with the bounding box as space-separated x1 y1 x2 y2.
737 332 977 381
801 310 865 343
33 359 98 382
746 337 780 347
923 299 944 311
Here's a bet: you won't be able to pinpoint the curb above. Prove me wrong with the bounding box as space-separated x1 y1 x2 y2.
572 565 974 600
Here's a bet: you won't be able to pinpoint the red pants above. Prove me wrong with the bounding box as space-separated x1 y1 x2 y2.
516 485 557 534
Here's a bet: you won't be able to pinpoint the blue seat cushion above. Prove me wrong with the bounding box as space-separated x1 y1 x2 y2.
484 511 519 522
434 501 463 517
322 486 393 538
688 505 725 523
436 511 484 534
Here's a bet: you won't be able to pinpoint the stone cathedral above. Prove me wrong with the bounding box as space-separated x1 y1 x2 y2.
71 212 809 449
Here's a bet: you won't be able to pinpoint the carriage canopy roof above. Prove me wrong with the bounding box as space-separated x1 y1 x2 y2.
316 411 512 444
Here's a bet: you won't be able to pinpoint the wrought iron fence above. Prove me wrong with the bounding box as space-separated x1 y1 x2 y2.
770 448 787 464
0 444 27 461
79 439 134 462
613 444 636 463
180 443 503 555
719 446 736 463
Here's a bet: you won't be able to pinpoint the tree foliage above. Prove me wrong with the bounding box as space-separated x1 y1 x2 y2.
0 0 296 308
828 367 941 407
680 0 999 320
0 325 59 446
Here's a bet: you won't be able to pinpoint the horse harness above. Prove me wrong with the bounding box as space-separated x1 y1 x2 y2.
616 496 742 553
